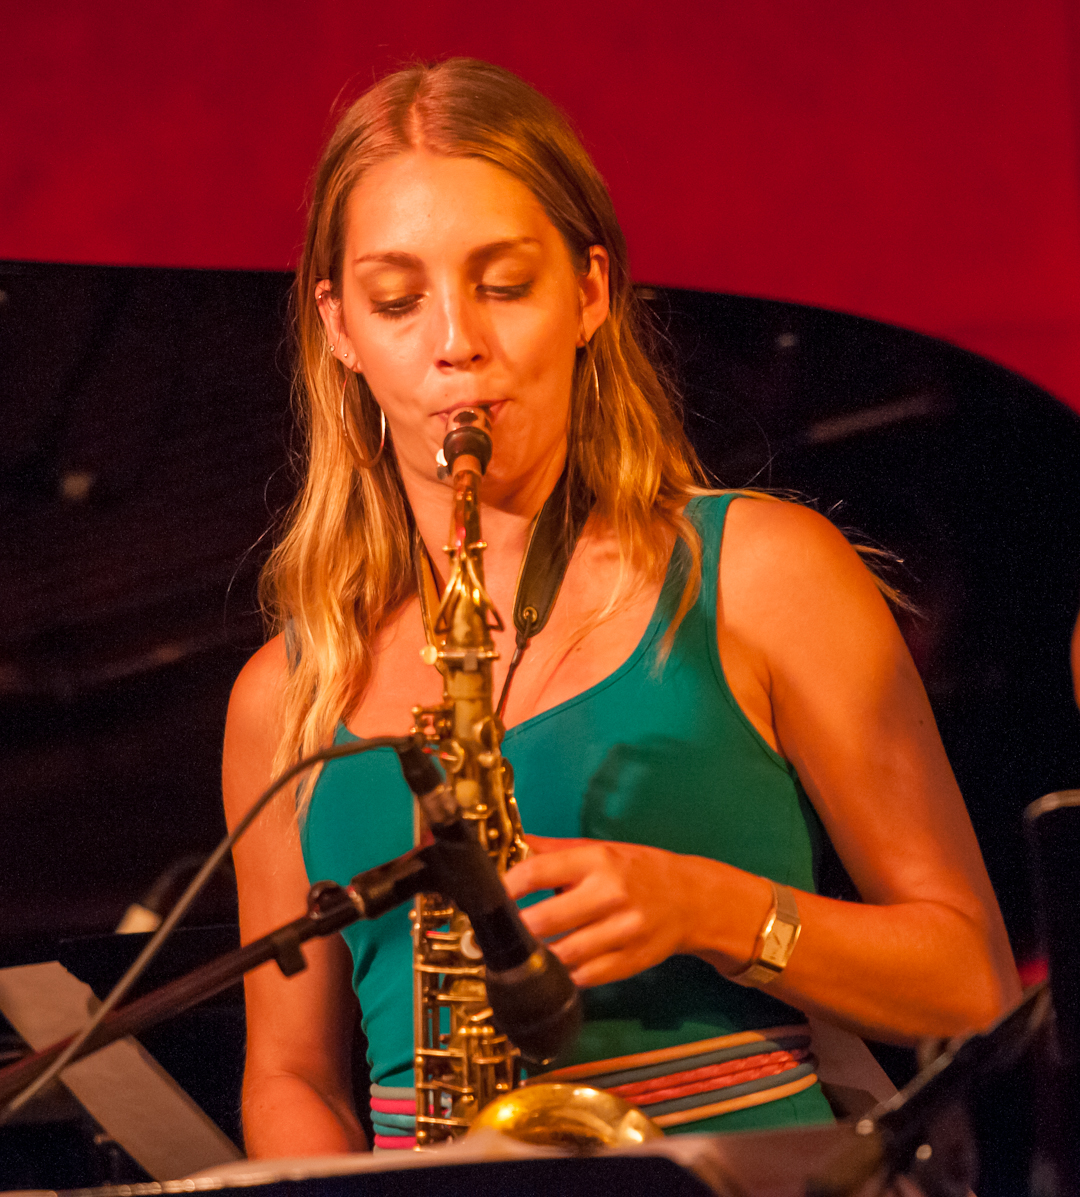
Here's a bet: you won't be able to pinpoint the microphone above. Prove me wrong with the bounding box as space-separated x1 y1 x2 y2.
394 743 582 1064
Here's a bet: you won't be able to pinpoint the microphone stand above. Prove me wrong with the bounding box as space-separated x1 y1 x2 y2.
0 742 580 1119
0 851 435 1110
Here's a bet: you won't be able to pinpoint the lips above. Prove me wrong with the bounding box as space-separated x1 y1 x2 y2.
434 399 507 426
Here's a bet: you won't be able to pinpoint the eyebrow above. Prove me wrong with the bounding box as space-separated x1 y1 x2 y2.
468 237 540 265
354 250 421 268
353 237 540 268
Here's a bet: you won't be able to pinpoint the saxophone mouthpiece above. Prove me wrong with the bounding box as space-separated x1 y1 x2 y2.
442 407 493 477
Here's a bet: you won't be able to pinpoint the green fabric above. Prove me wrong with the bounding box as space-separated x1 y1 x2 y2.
301 494 835 1133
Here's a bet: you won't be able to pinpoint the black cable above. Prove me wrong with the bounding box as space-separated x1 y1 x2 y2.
0 732 414 1125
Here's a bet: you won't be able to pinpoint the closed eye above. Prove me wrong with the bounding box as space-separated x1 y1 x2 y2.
479 281 533 300
372 295 423 320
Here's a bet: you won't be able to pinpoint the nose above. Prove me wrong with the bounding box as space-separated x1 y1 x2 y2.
433 283 486 371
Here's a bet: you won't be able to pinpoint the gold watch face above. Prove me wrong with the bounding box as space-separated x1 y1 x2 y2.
761 917 799 968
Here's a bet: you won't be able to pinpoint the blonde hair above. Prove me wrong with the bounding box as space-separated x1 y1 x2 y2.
262 58 708 797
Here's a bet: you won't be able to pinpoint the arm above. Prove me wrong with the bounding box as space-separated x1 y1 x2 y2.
222 637 367 1157
505 499 1021 1045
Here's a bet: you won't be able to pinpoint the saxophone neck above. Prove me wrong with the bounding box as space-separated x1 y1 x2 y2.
446 408 492 556
451 460 485 572
435 409 504 647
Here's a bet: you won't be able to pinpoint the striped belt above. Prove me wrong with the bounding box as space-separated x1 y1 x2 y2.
369 1084 417 1151
528 1024 818 1128
370 1025 816 1145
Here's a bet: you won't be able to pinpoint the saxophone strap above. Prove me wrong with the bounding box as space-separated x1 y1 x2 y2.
413 467 593 717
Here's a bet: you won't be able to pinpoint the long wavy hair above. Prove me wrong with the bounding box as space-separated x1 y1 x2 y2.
262 58 710 798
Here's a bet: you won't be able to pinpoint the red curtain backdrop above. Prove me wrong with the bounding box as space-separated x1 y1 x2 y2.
3 1 1079 411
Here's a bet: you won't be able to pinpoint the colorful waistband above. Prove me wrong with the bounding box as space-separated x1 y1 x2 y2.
371 1026 817 1143
370 1083 417 1151
528 1024 818 1128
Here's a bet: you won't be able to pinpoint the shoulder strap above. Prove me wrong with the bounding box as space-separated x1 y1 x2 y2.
687 492 739 592
511 467 593 641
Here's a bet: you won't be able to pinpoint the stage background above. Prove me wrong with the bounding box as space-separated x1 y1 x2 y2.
2 0 1079 409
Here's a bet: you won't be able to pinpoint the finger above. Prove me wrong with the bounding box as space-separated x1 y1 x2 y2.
503 845 604 899
569 949 647 989
545 908 646 971
518 880 623 940
521 834 591 854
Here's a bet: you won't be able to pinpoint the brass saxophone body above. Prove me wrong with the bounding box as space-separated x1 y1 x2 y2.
410 408 529 1146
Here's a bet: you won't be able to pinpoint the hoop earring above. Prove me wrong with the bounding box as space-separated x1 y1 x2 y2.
591 359 601 406
340 373 386 469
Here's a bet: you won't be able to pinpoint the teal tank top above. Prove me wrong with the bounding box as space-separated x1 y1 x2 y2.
301 494 835 1134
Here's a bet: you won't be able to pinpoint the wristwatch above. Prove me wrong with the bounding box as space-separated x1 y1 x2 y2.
730 881 802 987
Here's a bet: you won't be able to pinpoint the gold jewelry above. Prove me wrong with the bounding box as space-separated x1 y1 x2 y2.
340 373 386 469
730 881 801 987
591 359 601 406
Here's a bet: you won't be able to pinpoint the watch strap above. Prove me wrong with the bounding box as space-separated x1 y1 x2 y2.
731 881 802 987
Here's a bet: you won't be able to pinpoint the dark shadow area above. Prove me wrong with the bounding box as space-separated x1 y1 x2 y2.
0 261 295 938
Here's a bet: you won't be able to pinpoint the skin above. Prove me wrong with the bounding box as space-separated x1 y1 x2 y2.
1072 606 1080 710
223 151 1020 1158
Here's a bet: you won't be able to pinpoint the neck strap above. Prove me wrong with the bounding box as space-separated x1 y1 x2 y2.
413 468 593 719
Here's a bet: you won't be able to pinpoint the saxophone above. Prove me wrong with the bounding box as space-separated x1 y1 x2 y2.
409 407 530 1146
407 408 659 1150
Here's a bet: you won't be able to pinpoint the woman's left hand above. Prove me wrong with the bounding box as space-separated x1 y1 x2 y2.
503 834 721 987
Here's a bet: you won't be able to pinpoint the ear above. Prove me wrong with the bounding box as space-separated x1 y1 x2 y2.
315 281 363 372
577 246 611 347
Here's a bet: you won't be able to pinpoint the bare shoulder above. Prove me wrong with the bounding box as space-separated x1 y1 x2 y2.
223 634 291 825
719 496 894 639
722 495 878 583
231 633 290 712
714 496 909 750
227 635 290 733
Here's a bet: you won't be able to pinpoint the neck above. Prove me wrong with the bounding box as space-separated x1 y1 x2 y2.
401 442 567 603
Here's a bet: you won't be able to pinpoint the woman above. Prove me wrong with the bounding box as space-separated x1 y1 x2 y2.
223 58 1020 1158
